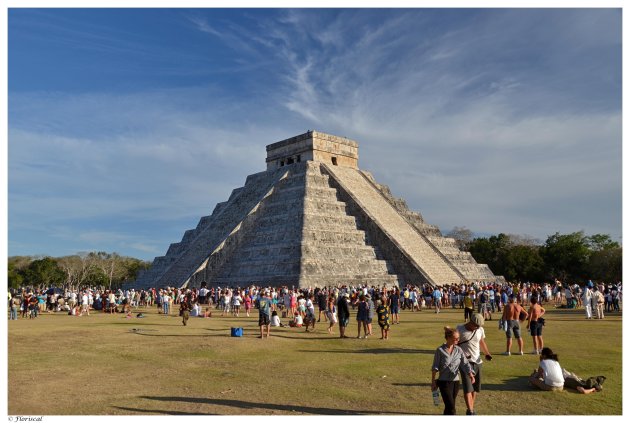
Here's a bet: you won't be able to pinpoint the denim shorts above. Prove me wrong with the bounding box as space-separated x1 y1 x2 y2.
506 320 521 338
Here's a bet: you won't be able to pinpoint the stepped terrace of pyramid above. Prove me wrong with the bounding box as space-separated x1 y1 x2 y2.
134 131 500 289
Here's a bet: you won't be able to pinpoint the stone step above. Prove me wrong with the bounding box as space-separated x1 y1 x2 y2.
147 168 290 288
299 275 400 287
324 165 464 286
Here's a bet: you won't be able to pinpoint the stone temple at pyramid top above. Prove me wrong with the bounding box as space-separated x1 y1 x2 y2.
266 130 359 170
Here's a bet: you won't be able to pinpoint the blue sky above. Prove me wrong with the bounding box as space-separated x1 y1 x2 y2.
7 8 622 261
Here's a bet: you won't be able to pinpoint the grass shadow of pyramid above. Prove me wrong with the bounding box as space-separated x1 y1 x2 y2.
134 131 500 289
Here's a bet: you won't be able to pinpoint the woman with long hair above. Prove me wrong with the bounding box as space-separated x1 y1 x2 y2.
431 326 475 415
529 347 564 391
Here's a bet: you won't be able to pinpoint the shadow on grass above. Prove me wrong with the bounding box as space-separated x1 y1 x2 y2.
130 332 249 338
138 396 415 415
113 406 216 415
298 348 434 355
270 333 340 340
483 376 530 392
392 382 431 387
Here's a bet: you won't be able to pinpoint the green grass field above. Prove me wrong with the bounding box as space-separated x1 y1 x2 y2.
7 304 622 415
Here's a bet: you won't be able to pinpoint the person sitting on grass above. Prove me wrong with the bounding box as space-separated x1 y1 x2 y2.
271 310 284 327
289 311 303 327
529 347 564 391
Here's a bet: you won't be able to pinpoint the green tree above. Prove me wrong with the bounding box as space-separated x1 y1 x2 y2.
587 234 620 251
8 261 24 289
22 257 65 287
503 245 545 282
83 266 108 286
468 233 512 277
541 231 591 282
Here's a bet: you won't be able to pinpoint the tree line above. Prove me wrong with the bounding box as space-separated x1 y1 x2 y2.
447 228 622 284
7 230 621 289
8 252 151 290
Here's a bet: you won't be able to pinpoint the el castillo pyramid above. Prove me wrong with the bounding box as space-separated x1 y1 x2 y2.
134 131 499 289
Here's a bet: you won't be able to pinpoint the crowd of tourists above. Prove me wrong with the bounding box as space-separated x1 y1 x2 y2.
8 279 618 415
8 279 622 323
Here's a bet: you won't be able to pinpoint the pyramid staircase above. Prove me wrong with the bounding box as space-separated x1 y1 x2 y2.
181 161 399 288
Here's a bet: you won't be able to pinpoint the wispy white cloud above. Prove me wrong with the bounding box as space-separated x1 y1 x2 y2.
185 15 223 37
8 9 621 260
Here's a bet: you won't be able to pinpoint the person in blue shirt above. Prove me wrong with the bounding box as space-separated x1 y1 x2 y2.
500 289 508 313
433 287 443 314
258 290 272 339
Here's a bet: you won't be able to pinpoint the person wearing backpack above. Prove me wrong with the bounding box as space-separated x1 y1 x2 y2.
456 314 492 415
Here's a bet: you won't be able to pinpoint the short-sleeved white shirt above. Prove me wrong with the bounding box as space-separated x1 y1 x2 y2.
456 324 486 364
540 359 564 387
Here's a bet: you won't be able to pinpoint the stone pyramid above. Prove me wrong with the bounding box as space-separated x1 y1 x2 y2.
134 131 499 289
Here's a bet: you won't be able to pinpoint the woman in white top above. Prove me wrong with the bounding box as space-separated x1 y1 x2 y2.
232 292 242 317
529 347 564 391
270 310 282 327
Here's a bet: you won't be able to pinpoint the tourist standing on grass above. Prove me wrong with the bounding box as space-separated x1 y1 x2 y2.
232 291 242 317
431 326 475 415
389 288 400 324
109 290 118 314
583 282 593 319
317 289 327 323
612 283 620 311
337 292 350 338
258 290 272 339
366 294 375 336
456 314 492 415
305 294 316 332
528 347 564 391
501 295 528 355
463 290 474 322
593 287 605 319
326 293 337 334
162 290 170 315
244 292 252 317
527 296 545 354
488 286 496 313
81 291 90 316
10 294 20 320
433 287 442 314
356 294 368 338
180 298 190 326
376 299 390 339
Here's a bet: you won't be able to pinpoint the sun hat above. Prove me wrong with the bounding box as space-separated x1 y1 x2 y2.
470 313 485 327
